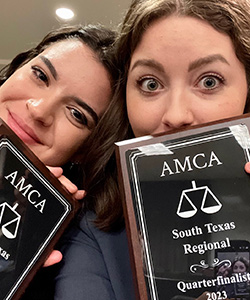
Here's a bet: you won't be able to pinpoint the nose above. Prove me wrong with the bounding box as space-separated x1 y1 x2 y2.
26 98 54 126
161 91 194 130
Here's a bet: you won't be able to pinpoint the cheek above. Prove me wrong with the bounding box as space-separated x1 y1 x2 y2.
0 76 30 103
223 85 248 115
0 82 13 102
127 102 163 137
217 98 246 117
58 128 90 158
127 107 140 135
193 97 246 124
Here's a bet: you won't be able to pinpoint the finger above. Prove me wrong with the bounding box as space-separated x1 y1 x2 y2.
57 175 78 194
47 166 63 178
73 190 86 200
245 162 250 173
46 166 86 200
43 250 63 267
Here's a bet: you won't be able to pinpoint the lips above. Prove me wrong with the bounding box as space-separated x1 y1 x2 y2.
7 112 42 144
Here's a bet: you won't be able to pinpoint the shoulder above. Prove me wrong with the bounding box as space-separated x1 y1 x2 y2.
65 211 129 250
56 211 136 300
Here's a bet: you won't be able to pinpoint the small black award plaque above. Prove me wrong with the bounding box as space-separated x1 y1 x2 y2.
116 114 250 300
0 119 80 300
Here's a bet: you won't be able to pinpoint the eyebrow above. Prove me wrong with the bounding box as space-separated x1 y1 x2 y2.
72 96 99 125
131 55 230 75
130 59 165 74
40 56 58 80
188 54 230 72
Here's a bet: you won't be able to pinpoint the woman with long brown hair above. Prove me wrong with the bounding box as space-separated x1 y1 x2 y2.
50 0 250 299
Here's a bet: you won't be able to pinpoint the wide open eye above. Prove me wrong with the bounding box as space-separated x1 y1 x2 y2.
197 73 225 91
201 77 217 89
137 77 163 93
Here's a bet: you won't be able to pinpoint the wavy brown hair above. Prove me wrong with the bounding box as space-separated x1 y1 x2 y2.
81 0 250 231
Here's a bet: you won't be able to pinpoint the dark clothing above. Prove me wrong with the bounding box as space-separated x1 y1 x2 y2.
21 211 136 300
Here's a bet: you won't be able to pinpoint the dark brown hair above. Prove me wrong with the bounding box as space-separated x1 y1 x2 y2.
0 24 117 87
82 0 250 231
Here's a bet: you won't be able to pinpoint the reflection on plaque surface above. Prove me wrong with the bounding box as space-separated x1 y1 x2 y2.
116 115 250 300
0 119 79 300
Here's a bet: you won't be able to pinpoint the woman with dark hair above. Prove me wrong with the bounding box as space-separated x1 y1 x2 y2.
0 23 117 189
232 257 249 274
0 24 117 267
50 0 250 299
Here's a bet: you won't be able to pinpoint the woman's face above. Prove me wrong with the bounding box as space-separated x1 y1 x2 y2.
233 260 247 273
0 40 111 166
126 16 248 137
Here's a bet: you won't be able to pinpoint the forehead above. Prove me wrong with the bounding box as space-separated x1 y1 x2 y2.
235 261 244 265
133 16 235 59
40 39 96 62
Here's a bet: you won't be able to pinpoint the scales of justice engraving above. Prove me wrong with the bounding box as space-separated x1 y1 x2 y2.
177 180 222 218
0 202 21 239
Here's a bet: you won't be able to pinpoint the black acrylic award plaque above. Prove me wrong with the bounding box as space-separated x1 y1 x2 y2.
0 119 80 300
116 114 250 300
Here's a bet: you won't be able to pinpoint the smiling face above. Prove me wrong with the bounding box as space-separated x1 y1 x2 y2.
0 40 112 166
126 16 248 137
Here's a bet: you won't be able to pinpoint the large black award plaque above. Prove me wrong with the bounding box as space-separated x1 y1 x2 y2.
0 119 80 300
116 114 250 300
